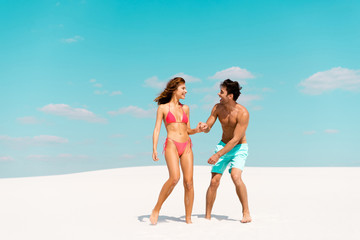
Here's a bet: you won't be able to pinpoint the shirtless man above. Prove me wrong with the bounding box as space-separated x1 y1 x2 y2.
201 79 252 223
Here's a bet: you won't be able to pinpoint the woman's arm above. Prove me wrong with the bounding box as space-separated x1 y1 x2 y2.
152 105 163 161
184 105 201 135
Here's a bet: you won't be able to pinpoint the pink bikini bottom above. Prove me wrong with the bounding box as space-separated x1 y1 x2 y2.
163 137 192 157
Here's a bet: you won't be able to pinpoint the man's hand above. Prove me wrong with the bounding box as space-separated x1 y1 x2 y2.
208 153 220 165
198 122 208 132
152 151 159 161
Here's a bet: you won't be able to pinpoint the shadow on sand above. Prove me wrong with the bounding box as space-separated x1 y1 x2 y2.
138 213 237 224
192 214 237 222
138 215 184 223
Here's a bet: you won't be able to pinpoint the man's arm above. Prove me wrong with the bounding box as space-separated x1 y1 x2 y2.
202 104 218 133
208 110 249 164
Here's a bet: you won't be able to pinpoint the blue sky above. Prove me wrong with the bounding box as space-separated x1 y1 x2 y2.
1 0 360 177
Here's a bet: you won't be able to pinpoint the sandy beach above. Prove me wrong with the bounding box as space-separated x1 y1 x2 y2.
1 166 359 240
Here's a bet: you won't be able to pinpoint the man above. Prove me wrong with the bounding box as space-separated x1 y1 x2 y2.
200 79 251 223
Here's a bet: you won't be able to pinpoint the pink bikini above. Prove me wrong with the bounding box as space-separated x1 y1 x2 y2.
163 103 192 157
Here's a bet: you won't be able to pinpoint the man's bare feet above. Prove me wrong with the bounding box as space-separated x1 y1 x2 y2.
150 210 159 225
205 214 211 220
241 212 252 223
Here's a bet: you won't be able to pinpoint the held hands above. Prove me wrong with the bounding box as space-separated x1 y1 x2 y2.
197 122 208 133
208 153 220 165
152 151 159 161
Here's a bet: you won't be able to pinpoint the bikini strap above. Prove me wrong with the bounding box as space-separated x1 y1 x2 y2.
182 104 186 116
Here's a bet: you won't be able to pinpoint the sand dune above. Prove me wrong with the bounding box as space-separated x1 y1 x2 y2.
1 166 359 240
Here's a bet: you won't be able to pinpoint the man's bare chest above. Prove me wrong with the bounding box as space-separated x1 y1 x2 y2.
218 114 237 127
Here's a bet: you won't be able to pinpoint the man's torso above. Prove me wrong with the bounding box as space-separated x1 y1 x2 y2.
216 103 247 144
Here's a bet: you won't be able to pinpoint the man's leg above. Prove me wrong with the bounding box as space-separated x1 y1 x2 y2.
205 172 222 219
230 168 251 223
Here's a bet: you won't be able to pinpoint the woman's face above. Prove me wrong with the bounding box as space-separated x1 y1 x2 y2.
175 83 187 99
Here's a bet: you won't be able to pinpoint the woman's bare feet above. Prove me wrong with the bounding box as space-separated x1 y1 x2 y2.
241 212 252 223
150 210 159 225
185 217 192 224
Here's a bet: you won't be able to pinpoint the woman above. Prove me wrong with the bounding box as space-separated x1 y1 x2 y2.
150 77 201 224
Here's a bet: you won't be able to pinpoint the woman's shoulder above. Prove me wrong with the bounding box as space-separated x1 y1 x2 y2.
157 103 169 110
181 104 190 112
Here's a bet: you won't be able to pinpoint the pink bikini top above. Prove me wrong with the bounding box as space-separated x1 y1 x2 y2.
165 103 188 124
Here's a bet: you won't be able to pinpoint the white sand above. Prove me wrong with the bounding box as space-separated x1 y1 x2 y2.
1 166 359 240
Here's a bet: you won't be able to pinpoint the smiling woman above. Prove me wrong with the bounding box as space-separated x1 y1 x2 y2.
150 77 203 225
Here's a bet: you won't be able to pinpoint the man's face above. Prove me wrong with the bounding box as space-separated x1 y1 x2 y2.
218 87 230 104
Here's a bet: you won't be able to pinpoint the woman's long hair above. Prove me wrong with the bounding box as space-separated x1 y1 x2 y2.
154 77 185 105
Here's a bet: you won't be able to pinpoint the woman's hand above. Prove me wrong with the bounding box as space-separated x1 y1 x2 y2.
152 151 159 161
196 122 202 133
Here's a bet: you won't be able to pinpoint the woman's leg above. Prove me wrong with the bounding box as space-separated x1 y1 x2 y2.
150 139 180 225
180 142 194 224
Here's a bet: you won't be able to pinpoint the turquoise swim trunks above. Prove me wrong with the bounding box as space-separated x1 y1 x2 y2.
211 141 248 174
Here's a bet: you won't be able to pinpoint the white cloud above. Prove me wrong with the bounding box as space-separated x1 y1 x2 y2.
27 155 50 160
17 116 41 124
201 94 221 110
110 91 122 96
26 154 89 161
202 94 219 103
62 35 84 43
33 135 68 143
89 79 122 96
209 67 255 83
201 93 261 110
143 76 166 89
94 90 108 95
40 104 107 123
144 73 200 89
299 67 360 95
170 73 201 83
192 82 221 93
108 106 156 118
304 131 316 135
252 106 263 111
324 129 339 134
188 104 198 110
58 153 73 158
0 135 68 145
0 156 13 161
238 94 262 105
262 87 274 92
